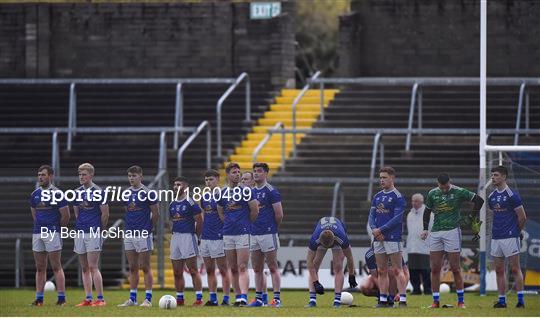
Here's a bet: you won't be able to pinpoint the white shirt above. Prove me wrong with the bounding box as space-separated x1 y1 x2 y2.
406 204 433 255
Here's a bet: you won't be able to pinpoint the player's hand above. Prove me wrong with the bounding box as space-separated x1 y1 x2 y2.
348 275 358 288
420 230 428 240
313 280 325 295
372 228 382 238
472 234 480 242
376 234 385 241
520 232 524 242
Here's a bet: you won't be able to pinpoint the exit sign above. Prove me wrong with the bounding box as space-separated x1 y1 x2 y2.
250 2 281 20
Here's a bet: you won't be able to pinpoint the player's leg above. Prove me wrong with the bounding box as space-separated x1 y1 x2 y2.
87 251 105 305
332 248 345 307
306 248 326 306
203 257 218 305
389 251 407 305
139 250 153 305
429 250 444 306
77 254 93 305
374 252 390 305
124 250 139 305
172 259 186 305
493 256 506 306
265 248 281 306
249 248 265 306
185 255 203 305
225 247 242 303
447 251 464 305
216 256 231 305
32 251 47 305
508 240 525 307
48 250 66 305
388 266 397 304
236 246 250 303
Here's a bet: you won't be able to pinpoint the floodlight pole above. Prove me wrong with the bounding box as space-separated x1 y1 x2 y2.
479 0 488 296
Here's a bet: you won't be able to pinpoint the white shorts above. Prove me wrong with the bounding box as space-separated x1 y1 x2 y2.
200 239 225 259
74 232 103 254
223 234 249 251
250 233 280 252
429 228 461 253
32 233 62 253
373 241 402 255
124 233 153 253
491 237 521 258
170 233 199 260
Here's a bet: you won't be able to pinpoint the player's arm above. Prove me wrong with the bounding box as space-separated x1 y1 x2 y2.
342 246 358 288
31 207 36 222
100 204 109 229
73 205 79 219
515 206 527 230
470 194 484 219
379 197 405 235
272 202 284 227
59 206 70 227
194 212 203 237
150 203 159 227
217 205 225 222
248 199 259 222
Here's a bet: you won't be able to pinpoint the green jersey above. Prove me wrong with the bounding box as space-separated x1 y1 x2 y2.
426 185 476 232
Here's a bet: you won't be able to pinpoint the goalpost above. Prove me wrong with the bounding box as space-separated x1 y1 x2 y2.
478 0 540 295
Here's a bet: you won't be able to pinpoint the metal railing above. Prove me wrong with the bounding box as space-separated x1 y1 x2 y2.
331 182 345 221
0 77 238 151
367 133 382 201
51 130 60 181
177 121 211 177
148 169 169 288
514 83 531 145
15 238 24 288
310 77 540 151
292 71 321 157
253 122 283 163
216 73 251 158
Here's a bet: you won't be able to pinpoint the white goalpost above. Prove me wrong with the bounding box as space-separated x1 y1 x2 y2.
478 0 540 295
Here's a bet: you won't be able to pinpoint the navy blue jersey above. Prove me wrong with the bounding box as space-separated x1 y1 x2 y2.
30 185 68 234
489 187 523 239
217 185 256 236
122 185 158 232
169 197 201 234
364 247 406 271
74 184 105 233
308 217 350 251
201 197 223 240
251 183 281 235
368 188 406 241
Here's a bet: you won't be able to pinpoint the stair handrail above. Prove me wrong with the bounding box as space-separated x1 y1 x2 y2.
514 83 529 145
405 83 421 151
292 71 321 157
253 122 283 163
216 72 251 158
177 121 211 177
367 132 382 201
331 181 345 222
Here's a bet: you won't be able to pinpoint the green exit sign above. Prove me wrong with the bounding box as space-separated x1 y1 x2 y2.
250 2 281 20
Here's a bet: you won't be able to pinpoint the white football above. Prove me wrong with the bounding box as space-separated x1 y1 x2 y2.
44 281 56 292
341 291 354 305
440 283 451 293
159 295 177 309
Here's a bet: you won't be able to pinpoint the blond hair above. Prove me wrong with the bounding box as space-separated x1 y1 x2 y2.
78 163 95 175
319 230 335 248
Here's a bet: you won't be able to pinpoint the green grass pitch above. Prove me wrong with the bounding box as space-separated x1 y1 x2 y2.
0 288 538 316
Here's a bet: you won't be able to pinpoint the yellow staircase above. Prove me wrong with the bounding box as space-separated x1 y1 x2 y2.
220 88 339 178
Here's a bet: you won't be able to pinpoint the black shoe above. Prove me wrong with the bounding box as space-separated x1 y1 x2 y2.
375 301 390 308
30 300 43 307
411 291 422 295
204 300 218 306
516 302 525 308
221 300 230 306
233 300 246 307
493 302 507 308
56 299 66 306
398 301 407 308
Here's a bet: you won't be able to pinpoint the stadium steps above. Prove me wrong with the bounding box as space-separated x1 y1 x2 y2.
219 89 339 178
0 79 279 287
269 85 540 248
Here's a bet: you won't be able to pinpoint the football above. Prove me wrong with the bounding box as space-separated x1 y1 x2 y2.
341 291 353 306
158 295 177 309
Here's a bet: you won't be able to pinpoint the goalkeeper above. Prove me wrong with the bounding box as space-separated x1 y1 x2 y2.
420 173 484 309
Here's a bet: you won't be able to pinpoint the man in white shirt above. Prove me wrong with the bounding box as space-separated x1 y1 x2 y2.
406 193 433 295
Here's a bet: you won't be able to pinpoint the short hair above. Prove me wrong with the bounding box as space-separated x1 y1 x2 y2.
242 171 254 178
127 165 143 175
204 169 220 178
319 230 335 248
379 166 395 176
437 173 450 185
38 165 54 175
253 162 270 173
225 162 240 174
412 193 424 202
491 165 508 177
173 176 189 185
78 163 95 175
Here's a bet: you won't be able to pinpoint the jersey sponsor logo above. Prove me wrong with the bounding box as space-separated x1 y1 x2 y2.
171 212 184 222
127 201 138 211
375 202 390 213
226 201 242 211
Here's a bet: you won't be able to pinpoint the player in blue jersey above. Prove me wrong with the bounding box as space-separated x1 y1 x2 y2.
73 163 109 307
306 216 357 308
489 166 527 308
118 166 159 307
30 165 70 306
200 169 231 306
359 248 410 306
169 177 204 306
216 163 259 306
248 163 283 308
368 166 408 308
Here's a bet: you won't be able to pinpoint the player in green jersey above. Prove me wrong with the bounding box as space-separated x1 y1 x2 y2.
420 173 484 309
